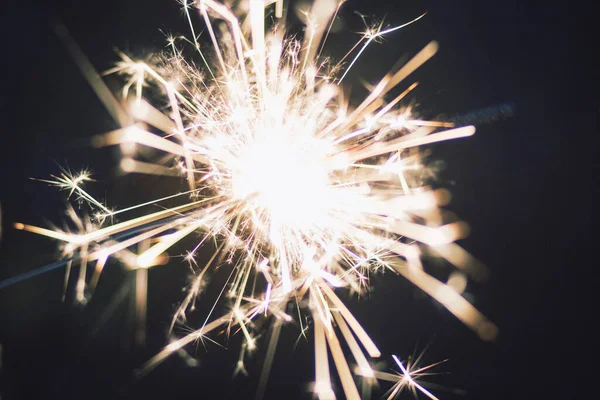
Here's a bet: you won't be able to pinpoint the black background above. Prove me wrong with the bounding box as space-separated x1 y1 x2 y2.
0 0 595 399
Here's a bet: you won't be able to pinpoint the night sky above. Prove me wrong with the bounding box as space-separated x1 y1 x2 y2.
0 0 594 399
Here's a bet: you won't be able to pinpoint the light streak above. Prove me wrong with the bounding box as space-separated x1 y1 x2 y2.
11 1 497 398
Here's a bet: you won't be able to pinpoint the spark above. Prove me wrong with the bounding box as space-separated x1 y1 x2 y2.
33 167 112 219
10 0 497 398
363 354 446 400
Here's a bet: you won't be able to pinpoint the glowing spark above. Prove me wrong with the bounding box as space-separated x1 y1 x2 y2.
10 0 498 398
363 354 445 400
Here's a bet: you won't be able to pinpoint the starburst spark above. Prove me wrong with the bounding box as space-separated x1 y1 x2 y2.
11 0 497 398
362 354 446 400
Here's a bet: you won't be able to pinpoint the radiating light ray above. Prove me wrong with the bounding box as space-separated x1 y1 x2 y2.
338 12 428 84
9 0 498 398
255 318 282 400
52 21 130 128
390 355 440 400
95 188 201 220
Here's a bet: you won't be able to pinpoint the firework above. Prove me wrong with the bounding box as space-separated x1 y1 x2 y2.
12 0 496 398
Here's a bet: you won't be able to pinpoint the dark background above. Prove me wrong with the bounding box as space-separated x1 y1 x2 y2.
0 0 594 399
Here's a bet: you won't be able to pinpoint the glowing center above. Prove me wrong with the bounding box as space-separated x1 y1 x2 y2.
232 131 331 230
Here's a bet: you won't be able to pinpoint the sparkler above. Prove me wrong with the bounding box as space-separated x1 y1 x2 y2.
10 0 497 398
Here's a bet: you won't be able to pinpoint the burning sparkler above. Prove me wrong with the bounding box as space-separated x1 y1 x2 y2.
10 0 497 398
